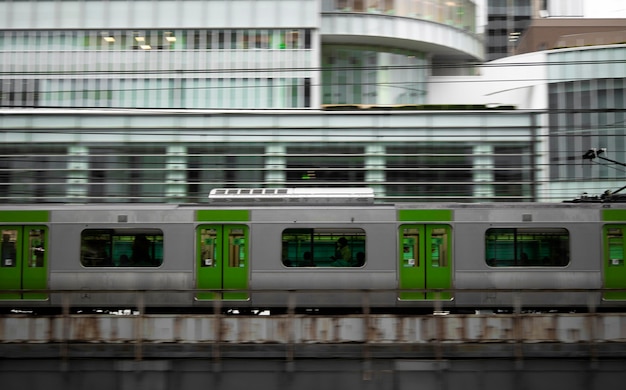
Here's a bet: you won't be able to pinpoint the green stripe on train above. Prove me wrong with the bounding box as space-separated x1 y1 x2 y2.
0 210 49 223
398 209 453 222
602 209 626 221
196 209 250 222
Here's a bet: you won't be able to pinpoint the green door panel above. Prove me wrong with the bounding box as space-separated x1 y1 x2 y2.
425 225 452 300
197 226 221 300
0 226 48 300
604 225 626 300
0 227 21 299
399 224 452 301
196 224 249 301
22 227 48 300
222 225 248 300
399 226 424 300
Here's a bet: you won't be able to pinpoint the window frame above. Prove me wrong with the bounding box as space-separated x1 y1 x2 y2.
80 228 164 268
485 227 570 267
281 227 366 268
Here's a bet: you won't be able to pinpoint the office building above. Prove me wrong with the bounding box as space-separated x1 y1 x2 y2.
0 0 623 203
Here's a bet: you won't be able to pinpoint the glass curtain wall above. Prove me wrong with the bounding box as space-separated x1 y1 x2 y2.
0 146 68 202
385 144 474 201
0 29 313 109
322 45 427 106
187 146 265 202
323 0 476 31
285 145 366 184
89 147 167 202
0 140 536 203
549 78 626 181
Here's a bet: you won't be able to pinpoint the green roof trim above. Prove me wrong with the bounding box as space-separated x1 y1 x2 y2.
0 210 49 223
196 209 250 222
398 209 453 222
602 209 626 222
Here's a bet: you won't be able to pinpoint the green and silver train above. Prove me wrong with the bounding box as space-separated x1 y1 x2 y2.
2 188 626 313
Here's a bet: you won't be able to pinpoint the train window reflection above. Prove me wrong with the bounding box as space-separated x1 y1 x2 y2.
228 228 246 268
81 229 163 267
1 230 18 268
282 228 365 267
28 229 46 268
485 228 569 267
607 227 624 267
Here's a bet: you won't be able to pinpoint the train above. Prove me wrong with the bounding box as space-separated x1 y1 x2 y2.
2 187 626 314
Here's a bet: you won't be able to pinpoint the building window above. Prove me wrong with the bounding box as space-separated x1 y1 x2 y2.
286 145 365 184
386 144 473 201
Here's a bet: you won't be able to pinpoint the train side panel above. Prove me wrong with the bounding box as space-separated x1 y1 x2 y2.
247 206 398 308
4 202 626 313
48 207 195 308
453 205 603 309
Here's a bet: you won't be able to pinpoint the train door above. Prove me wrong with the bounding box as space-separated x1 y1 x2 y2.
603 225 626 300
0 226 48 300
196 225 248 301
399 224 452 300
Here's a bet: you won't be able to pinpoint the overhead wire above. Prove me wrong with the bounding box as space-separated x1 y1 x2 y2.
1 55 625 201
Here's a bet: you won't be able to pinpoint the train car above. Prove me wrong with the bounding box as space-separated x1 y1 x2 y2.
1 189 626 313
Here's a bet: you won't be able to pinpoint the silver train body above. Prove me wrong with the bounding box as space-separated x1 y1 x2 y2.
1 197 625 312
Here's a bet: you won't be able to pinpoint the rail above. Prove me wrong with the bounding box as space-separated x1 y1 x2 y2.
2 288 626 362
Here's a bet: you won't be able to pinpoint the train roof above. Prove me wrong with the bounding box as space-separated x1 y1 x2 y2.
208 187 375 204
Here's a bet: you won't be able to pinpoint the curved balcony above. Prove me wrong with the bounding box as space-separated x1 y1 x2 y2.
322 12 483 63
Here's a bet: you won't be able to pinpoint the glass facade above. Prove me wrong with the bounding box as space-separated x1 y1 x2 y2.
486 0 533 61
386 144 474 201
547 47 626 186
187 146 266 202
87 147 167 202
0 123 537 203
286 145 366 184
322 46 428 106
0 145 68 202
0 28 314 109
322 0 476 32
4 1 620 204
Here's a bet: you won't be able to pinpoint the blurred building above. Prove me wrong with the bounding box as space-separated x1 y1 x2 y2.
514 18 626 54
0 0 624 203
485 0 536 61
484 0 591 61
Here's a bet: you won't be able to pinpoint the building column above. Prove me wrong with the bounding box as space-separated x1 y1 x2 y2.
376 53 391 104
265 145 286 187
166 145 187 202
67 145 89 201
473 144 494 200
365 144 386 198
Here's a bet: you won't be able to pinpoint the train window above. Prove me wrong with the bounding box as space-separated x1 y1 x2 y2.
81 229 163 267
228 228 246 268
282 228 366 267
1 230 18 267
2 228 45 268
485 228 569 267
27 229 46 268
402 228 419 267
606 228 624 267
199 228 218 267
431 227 448 268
